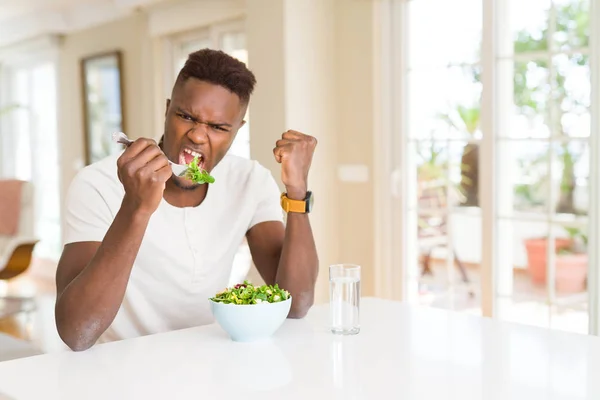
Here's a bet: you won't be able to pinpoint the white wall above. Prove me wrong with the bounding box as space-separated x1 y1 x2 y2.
147 0 245 37
246 0 377 301
245 0 286 177
246 0 339 303
333 0 376 296
283 0 339 302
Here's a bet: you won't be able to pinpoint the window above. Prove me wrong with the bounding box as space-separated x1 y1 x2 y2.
0 59 61 261
494 0 591 333
380 0 595 334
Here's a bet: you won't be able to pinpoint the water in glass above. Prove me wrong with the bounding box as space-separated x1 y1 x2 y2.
329 264 360 335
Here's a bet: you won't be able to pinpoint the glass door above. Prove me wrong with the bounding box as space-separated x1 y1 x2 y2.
494 0 591 333
386 0 596 334
403 0 484 315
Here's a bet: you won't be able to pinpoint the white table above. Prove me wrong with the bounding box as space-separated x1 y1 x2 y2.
1 297 600 399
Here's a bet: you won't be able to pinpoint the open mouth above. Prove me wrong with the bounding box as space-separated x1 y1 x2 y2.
179 148 205 169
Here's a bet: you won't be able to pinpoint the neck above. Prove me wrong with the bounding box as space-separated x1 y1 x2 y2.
163 179 209 208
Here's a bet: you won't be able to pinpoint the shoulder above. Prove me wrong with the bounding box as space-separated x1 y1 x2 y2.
216 154 265 173
211 155 281 204
63 155 122 243
66 154 122 202
72 154 119 184
214 154 277 186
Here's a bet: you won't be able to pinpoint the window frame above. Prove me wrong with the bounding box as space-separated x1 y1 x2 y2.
0 36 62 260
162 19 245 94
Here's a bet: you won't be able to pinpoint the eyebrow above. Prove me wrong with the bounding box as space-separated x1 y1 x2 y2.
176 107 233 127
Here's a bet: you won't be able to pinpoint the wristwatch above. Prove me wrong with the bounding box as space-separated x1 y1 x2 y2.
280 191 314 213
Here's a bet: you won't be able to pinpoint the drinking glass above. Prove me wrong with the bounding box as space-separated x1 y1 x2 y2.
329 264 360 335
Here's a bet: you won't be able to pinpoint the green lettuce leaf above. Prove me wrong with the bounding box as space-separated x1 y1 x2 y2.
185 156 215 184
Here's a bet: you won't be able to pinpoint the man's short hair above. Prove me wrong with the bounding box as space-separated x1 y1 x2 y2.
174 48 256 105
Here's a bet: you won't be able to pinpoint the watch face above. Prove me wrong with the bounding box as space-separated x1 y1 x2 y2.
306 191 314 212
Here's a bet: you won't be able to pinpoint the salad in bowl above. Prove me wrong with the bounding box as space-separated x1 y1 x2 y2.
209 281 292 342
210 281 291 305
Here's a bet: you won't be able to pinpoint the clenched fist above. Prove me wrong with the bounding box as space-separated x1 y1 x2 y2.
117 138 172 216
273 130 317 200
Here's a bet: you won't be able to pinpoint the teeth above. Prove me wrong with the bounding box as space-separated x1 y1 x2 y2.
184 148 202 159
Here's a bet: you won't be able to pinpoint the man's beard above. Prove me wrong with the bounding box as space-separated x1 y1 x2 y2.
171 175 202 191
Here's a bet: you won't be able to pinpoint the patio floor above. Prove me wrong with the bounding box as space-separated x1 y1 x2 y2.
417 259 589 335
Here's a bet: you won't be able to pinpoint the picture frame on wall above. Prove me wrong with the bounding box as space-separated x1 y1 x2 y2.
81 50 125 165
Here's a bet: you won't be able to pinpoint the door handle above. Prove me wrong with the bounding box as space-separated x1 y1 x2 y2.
391 169 402 198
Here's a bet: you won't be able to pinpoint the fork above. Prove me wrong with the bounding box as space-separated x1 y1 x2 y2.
112 131 188 177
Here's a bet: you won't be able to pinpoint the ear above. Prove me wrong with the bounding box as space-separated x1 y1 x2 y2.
239 120 246 130
165 99 171 117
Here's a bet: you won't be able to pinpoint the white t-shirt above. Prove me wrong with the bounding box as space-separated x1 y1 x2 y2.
63 153 283 342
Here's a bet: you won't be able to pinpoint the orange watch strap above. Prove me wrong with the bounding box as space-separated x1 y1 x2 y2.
280 193 306 213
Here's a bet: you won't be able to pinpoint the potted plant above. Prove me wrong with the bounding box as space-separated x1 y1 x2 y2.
524 226 587 293
439 104 481 207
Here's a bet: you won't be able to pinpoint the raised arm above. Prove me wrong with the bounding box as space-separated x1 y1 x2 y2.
55 139 171 351
246 130 319 318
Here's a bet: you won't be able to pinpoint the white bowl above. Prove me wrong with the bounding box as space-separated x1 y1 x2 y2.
209 298 292 342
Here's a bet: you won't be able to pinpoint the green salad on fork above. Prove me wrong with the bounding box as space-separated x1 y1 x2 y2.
185 156 215 184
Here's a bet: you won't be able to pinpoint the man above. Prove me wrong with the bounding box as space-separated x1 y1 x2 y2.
55 49 319 351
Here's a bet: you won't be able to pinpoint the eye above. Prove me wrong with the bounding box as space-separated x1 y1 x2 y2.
176 112 193 121
210 124 229 132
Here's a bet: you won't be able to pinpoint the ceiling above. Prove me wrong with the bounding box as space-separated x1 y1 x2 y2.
0 0 169 47
0 0 111 22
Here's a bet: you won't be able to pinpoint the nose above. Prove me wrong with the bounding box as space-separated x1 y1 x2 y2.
187 122 209 144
